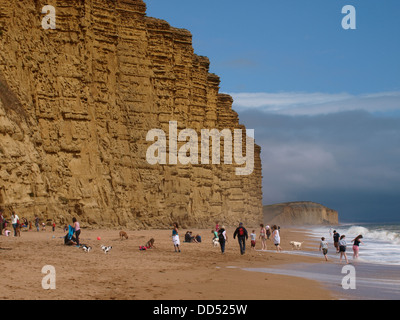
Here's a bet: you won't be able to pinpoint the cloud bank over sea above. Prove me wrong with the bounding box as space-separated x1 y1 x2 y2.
231 91 400 222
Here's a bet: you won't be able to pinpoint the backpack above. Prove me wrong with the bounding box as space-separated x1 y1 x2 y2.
238 227 245 236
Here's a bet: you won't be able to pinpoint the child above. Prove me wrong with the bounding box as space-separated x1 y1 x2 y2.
4 227 11 237
211 229 218 241
250 230 256 250
140 238 156 250
339 235 349 264
319 237 329 261
52 221 56 232
215 221 220 232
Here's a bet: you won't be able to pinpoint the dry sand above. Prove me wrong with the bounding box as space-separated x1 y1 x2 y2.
0 225 335 300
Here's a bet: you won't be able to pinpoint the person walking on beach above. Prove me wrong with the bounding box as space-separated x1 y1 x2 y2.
319 237 329 261
11 212 19 237
233 222 248 255
333 230 340 253
172 222 181 253
266 225 271 240
71 217 80 246
35 216 40 232
259 224 267 251
250 230 256 250
352 235 364 260
339 235 349 264
271 225 282 252
218 225 227 254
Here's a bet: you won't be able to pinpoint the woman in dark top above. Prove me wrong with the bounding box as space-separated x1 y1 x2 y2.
352 235 364 260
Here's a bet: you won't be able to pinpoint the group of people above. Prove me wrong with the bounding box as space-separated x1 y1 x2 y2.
173 221 282 256
230 223 282 255
0 210 59 237
184 231 201 243
319 230 364 263
173 221 366 264
64 217 81 246
0 211 27 237
0 209 80 248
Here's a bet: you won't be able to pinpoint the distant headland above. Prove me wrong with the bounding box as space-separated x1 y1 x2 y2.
263 201 339 226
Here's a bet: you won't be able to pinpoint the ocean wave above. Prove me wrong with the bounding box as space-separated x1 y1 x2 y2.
346 226 400 245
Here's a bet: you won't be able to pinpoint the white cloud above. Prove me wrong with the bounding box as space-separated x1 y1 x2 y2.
230 91 400 116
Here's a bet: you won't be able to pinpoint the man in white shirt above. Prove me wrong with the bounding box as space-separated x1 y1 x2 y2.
11 212 19 237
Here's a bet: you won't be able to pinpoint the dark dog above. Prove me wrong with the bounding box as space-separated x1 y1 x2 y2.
15 224 21 237
119 231 128 240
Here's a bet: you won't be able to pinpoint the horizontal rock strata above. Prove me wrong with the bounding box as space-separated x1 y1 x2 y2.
0 0 262 228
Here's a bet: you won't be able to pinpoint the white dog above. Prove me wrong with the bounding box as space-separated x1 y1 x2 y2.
82 245 92 253
289 241 304 250
212 238 219 247
101 245 112 254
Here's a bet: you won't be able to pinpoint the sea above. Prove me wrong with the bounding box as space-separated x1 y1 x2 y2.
308 222 400 266
243 222 400 300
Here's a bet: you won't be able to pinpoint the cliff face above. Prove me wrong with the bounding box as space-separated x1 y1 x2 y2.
0 0 262 228
263 202 338 226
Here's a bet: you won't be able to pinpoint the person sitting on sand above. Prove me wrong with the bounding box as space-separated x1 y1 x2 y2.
64 225 77 246
145 238 156 249
140 238 156 250
3 227 11 237
185 231 192 243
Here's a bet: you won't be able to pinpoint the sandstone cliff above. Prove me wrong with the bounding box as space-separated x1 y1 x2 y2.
0 0 262 228
263 202 338 226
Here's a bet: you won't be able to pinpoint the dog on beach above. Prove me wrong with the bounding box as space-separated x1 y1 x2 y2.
15 224 21 237
289 241 304 250
82 245 92 253
101 245 112 254
119 231 128 240
212 238 219 247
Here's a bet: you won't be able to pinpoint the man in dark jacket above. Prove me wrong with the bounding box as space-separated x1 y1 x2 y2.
233 222 248 255
333 230 340 253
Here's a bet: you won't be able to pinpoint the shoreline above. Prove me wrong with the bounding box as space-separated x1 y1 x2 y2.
2 225 396 300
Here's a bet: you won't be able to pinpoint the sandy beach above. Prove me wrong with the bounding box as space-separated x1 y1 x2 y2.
0 225 338 301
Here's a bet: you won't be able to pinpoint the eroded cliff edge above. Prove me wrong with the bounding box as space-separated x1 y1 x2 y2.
0 0 262 228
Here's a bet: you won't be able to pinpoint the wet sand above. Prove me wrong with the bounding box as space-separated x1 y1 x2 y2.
1 226 336 300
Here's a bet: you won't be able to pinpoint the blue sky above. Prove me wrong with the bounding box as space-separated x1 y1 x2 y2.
146 1 400 222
